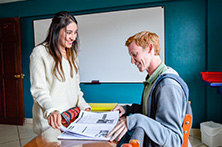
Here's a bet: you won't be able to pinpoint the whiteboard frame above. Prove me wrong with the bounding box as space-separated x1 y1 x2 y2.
33 6 165 83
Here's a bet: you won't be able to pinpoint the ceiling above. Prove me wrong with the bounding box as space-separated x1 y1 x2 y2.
0 0 25 4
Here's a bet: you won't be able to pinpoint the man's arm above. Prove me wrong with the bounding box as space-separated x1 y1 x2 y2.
127 80 186 146
123 103 142 116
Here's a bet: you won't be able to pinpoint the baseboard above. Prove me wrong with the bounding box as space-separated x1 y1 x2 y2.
25 118 33 124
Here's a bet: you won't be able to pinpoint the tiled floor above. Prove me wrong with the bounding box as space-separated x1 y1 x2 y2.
0 119 37 147
0 119 208 147
189 129 208 147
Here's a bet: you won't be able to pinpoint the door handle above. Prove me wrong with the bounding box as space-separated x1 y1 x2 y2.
14 74 25 79
14 74 21 78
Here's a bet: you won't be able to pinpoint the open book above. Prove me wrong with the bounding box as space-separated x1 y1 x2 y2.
58 110 119 140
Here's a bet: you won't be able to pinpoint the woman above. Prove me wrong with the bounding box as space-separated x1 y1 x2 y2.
30 11 91 135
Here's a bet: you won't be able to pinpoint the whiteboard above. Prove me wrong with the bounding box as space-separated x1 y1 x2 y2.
33 6 164 83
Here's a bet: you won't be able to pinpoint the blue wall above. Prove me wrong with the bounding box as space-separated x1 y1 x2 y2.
0 0 221 128
206 0 222 122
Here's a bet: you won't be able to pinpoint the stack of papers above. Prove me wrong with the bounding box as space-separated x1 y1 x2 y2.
58 111 119 141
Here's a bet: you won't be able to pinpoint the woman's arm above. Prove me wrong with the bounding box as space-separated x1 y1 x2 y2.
30 46 58 118
74 58 91 110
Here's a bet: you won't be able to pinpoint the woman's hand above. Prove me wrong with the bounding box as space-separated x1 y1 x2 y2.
106 117 128 142
84 107 91 111
48 110 62 129
112 105 126 117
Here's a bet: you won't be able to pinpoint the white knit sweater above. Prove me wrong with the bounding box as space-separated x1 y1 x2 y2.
30 45 90 134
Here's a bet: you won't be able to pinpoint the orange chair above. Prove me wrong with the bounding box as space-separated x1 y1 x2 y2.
181 101 193 147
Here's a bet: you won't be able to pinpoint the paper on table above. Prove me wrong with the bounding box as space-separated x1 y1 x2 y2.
58 110 119 140
61 139 102 147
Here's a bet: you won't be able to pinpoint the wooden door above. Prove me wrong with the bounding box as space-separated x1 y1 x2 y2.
0 17 24 125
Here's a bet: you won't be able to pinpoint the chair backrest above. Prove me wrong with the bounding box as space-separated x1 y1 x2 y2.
181 101 193 147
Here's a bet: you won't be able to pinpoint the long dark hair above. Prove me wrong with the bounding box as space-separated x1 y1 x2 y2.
42 11 79 81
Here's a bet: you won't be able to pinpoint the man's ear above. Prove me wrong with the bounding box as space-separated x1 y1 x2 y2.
148 44 153 53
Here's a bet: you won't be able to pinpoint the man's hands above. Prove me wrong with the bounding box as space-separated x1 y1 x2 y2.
106 105 128 142
106 117 128 142
48 110 62 129
112 105 126 117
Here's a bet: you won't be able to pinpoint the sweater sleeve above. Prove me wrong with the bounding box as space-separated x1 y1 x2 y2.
75 58 91 110
30 47 58 118
127 82 185 146
123 103 142 116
